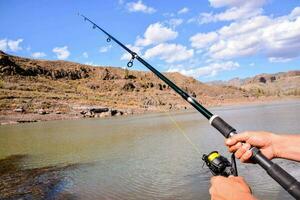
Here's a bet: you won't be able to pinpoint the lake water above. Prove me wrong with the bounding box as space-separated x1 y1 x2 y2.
0 100 299 199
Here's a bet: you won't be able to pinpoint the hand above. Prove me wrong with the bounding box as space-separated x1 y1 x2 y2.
209 176 256 200
225 131 278 162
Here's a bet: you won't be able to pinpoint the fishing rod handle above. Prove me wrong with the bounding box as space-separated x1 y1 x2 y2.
252 148 300 199
209 115 300 199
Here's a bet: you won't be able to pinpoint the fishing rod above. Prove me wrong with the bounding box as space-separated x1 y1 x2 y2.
78 14 300 199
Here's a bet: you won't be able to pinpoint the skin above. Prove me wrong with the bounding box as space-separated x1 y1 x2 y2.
209 176 257 200
210 131 300 200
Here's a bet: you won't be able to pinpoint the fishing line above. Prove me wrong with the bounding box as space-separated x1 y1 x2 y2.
145 95 202 156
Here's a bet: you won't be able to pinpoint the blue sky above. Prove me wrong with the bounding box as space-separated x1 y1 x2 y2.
0 0 299 82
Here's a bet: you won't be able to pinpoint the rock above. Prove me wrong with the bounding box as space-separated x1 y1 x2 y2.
101 68 120 80
17 119 38 123
55 111 62 114
14 108 25 113
259 77 267 83
83 111 94 118
122 82 135 91
90 107 109 113
114 111 124 116
80 110 87 115
99 112 111 118
38 109 48 115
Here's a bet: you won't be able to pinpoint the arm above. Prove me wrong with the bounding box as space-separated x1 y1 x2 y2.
226 131 300 162
209 176 257 200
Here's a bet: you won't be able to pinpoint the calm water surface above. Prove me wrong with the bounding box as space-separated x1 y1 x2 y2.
1 100 299 199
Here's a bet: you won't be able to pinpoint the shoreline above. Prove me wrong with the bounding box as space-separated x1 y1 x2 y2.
0 96 299 126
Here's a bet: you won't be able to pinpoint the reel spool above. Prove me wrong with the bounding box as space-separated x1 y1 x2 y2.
202 151 235 177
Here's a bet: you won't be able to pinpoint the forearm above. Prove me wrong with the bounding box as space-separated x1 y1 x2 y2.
274 134 300 161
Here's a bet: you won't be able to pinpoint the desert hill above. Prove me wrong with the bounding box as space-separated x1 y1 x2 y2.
0 51 298 124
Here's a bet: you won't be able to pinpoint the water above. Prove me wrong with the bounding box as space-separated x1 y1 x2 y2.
0 100 299 199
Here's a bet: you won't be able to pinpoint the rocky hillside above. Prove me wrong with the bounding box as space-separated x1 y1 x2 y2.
0 51 296 124
209 71 300 97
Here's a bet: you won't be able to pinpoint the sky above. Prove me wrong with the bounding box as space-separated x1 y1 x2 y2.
0 0 300 82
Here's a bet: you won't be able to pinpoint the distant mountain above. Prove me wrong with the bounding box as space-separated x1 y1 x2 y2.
209 71 300 97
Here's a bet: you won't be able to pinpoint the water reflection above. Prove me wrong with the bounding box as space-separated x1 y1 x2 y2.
0 154 79 200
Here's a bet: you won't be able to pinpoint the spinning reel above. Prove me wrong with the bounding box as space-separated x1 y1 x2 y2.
202 151 237 177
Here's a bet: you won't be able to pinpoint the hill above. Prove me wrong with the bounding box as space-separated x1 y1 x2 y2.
0 51 297 124
209 71 300 97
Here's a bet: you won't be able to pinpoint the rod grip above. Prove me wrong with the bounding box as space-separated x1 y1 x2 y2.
251 148 300 199
210 116 236 138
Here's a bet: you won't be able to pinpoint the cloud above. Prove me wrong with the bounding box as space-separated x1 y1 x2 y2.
7 39 23 51
194 0 267 24
144 43 194 63
31 52 46 58
121 44 142 60
190 32 218 48
167 18 183 29
0 39 7 51
167 61 239 78
178 7 189 14
0 38 23 52
99 45 112 53
82 52 88 58
85 62 99 66
52 46 70 60
290 7 300 19
135 22 178 46
189 7 300 61
126 0 156 14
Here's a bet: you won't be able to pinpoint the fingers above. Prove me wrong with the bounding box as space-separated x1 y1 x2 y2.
240 150 253 162
225 132 251 146
234 143 251 159
228 142 242 152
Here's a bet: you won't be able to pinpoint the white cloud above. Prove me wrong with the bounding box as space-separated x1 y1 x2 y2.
167 18 183 29
99 45 112 53
52 46 70 60
31 52 46 58
178 7 189 14
167 61 239 78
189 7 300 61
85 62 99 66
121 44 142 60
196 0 266 24
0 39 7 51
135 22 178 46
126 0 156 14
290 7 300 19
0 38 23 52
144 43 194 63
7 39 23 51
190 32 218 48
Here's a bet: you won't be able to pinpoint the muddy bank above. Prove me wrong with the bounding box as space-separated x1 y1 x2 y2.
0 155 81 200
1 96 298 125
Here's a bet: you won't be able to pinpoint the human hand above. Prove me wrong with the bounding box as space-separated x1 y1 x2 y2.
209 176 256 200
225 131 279 162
